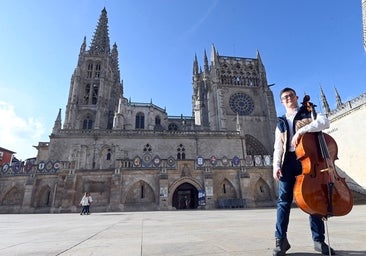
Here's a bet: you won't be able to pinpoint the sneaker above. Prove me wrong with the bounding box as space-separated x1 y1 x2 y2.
314 241 335 255
273 237 291 256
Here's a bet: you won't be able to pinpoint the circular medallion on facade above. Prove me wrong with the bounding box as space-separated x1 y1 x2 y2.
153 155 161 167
232 156 240 166
221 156 228 166
53 161 61 170
13 162 21 173
167 156 175 167
24 161 33 173
38 161 46 172
45 160 53 171
254 155 262 166
143 153 152 163
196 156 204 167
264 155 271 166
245 155 253 166
229 92 254 115
141 153 152 167
2 163 9 173
210 156 217 166
133 157 141 167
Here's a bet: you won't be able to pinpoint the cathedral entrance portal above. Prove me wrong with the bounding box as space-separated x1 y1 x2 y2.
172 182 198 209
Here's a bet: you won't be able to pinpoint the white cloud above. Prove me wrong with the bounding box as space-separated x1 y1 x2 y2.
0 101 46 160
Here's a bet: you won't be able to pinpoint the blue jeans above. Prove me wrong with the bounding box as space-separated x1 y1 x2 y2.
275 152 325 242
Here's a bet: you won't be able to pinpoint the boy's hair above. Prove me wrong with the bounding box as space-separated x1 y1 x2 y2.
279 87 296 99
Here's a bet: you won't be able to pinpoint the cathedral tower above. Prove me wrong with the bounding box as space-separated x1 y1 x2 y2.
63 8 123 130
192 45 277 154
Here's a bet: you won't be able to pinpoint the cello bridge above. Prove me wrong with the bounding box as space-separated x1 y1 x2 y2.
320 168 329 173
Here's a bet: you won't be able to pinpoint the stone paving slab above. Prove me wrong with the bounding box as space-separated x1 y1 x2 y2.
0 205 365 256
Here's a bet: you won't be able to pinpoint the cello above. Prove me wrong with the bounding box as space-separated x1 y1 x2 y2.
294 95 353 218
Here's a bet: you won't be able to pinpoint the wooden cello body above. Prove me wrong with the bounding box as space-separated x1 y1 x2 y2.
294 132 353 217
293 96 353 218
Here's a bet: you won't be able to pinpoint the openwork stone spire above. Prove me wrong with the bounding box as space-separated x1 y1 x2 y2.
335 87 343 108
111 43 123 94
89 8 110 55
320 86 330 115
52 108 62 134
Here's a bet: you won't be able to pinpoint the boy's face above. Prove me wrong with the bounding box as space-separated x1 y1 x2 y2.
280 91 298 108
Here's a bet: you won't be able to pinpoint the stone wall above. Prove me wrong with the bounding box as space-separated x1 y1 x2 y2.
0 157 275 213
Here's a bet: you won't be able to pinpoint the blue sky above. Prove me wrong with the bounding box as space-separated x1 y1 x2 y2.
1 0 365 160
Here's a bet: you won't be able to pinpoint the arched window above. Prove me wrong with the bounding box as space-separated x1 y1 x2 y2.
155 115 161 125
83 115 93 129
83 83 98 104
135 112 145 129
84 84 91 104
177 144 185 160
141 185 144 199
87 62 93 78
92 84 98 104
106 149 111 160
94 62 101 78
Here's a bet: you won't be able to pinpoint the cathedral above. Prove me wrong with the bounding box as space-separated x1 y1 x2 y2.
0 8 277 213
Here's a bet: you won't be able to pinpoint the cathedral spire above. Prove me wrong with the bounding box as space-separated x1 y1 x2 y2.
320 87 330 115
89 8 110 55
80 36 86 53
256 50 263 67
203 49 209 73
111 43 122 94
256 49 267 87
335 86 343 108
193 53 199 76
77 36 87 66
210 43 218 66
52 108 62 134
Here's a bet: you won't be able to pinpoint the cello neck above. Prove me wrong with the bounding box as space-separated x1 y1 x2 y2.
317 132 330 159
301 95 330 160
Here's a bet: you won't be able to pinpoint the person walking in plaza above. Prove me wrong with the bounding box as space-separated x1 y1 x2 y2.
80 192 93 215
272 87 335 255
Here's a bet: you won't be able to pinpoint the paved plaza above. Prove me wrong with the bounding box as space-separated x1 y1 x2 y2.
0 205 365 256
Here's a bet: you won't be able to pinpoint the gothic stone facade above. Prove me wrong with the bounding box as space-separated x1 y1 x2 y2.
0 8 278 213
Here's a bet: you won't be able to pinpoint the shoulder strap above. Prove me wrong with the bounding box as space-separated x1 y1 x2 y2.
277 115 291 151
277 115 288 133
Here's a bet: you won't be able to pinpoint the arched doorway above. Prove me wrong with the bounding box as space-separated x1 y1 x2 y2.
172 182 198 209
